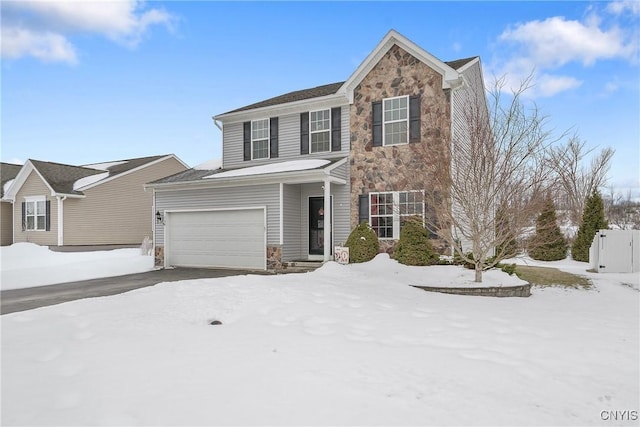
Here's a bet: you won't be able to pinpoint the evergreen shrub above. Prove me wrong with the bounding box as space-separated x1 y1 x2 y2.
393 217 438 266
529 198 568 261
571 190 608 262
344 222 380 263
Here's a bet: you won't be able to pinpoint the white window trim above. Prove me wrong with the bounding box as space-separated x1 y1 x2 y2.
24 195 47 231
369 190 424 240
309 109 331 154
251 118 270 160
382 95 409 146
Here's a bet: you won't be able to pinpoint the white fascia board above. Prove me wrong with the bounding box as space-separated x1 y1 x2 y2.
150 167 347 192
4 161 57 200
214 93 349 124
323 156 348 172
77 155 187 192
339 29 461 102
455 56 480 74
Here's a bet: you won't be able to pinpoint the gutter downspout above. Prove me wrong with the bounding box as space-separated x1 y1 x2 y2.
57 195 67 246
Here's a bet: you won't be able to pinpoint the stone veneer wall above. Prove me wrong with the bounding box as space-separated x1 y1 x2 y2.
154 245 164 267
349 44 452 251
266 245 282 270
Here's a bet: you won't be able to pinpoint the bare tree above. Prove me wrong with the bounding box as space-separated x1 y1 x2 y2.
422 75 558 282
603 186 640 230
548 135 614 225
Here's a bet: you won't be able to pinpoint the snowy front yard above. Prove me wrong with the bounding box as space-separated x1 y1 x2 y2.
0 243 154 290
2 255 638 426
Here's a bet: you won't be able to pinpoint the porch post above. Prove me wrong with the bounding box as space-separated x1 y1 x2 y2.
323 178 331 262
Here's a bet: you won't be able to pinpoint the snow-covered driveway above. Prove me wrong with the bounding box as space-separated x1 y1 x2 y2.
2 255 638 426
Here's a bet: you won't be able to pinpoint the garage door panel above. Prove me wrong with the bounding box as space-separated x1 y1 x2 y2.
166 209 265 269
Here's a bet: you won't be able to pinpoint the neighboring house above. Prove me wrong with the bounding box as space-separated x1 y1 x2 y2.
147 29 487 270
4 155 188 247
1 163 23 246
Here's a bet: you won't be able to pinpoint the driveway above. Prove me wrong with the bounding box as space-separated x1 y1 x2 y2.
1 268 262 315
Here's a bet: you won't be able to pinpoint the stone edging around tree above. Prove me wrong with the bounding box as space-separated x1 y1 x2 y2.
412 283 531 298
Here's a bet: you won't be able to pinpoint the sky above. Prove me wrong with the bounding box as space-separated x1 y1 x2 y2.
1 1 639 197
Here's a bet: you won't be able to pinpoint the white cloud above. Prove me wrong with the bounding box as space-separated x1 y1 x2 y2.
490 5 638 98
607 0 640 16
0 0 174 64
499 16 634 67
535 74 583 97
1 26 77 64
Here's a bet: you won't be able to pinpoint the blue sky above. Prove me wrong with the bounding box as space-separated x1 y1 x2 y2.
2 1 638 197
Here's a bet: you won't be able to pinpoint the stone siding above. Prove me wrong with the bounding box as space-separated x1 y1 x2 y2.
349 44 451 240
154 245 164 267
267 245 282 270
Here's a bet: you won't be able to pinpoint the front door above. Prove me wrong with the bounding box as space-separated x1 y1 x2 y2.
309 197 331 255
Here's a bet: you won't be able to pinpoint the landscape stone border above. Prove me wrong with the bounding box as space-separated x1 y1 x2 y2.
412 283 531 298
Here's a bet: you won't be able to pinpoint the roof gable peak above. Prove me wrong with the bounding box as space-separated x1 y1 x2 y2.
338 29 463 102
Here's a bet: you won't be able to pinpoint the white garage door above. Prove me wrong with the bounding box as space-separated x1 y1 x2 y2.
166 209 265 269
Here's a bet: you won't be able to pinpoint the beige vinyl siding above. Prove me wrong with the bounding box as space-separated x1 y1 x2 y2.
1 201 14 246
63 157 187 245
222 107 350 169
154 183 280 246
13 171 58 246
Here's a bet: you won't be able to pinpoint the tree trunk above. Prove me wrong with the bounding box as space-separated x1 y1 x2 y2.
475 263 483 283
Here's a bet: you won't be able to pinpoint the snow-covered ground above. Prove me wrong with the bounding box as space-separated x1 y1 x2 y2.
0 243 154 290
2 254 638 426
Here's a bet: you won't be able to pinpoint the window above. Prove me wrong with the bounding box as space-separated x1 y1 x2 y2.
383 96 408 145
25 197 46 231
369 191 424 239
310 109 331 153
251 119 269 159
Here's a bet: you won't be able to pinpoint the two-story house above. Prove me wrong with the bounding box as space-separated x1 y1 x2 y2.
147 30 487 270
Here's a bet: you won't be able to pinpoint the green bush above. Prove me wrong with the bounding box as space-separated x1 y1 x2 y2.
393 217 438 266
497 263 517 276
344 222 380 263
572 190 608 262
529 197 568 261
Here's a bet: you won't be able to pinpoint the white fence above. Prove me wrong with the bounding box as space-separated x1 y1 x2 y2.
590 229 640 273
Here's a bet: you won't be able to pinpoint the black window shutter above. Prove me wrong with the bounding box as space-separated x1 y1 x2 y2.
21 202 26 231
45 200 51 231
358 194 369 224
409 95 421 143
331 107 341 152
372 101 382 147
300 112 309 155
243 121 251 161
270 117 279 158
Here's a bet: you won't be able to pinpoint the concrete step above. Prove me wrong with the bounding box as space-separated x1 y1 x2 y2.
279 261 324 273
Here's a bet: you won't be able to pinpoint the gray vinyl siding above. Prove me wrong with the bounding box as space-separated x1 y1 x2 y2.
282 184 302 261
154 184 280 246
329 161 348 181
450 60 488 254
222 106 350 169
299 179 350 257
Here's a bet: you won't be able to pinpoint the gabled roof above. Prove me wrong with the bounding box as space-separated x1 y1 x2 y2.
30 160 104 196
215 30 477 119
5 154 186 200
445 56 478 71
1 163 22 198
223 82 345 115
